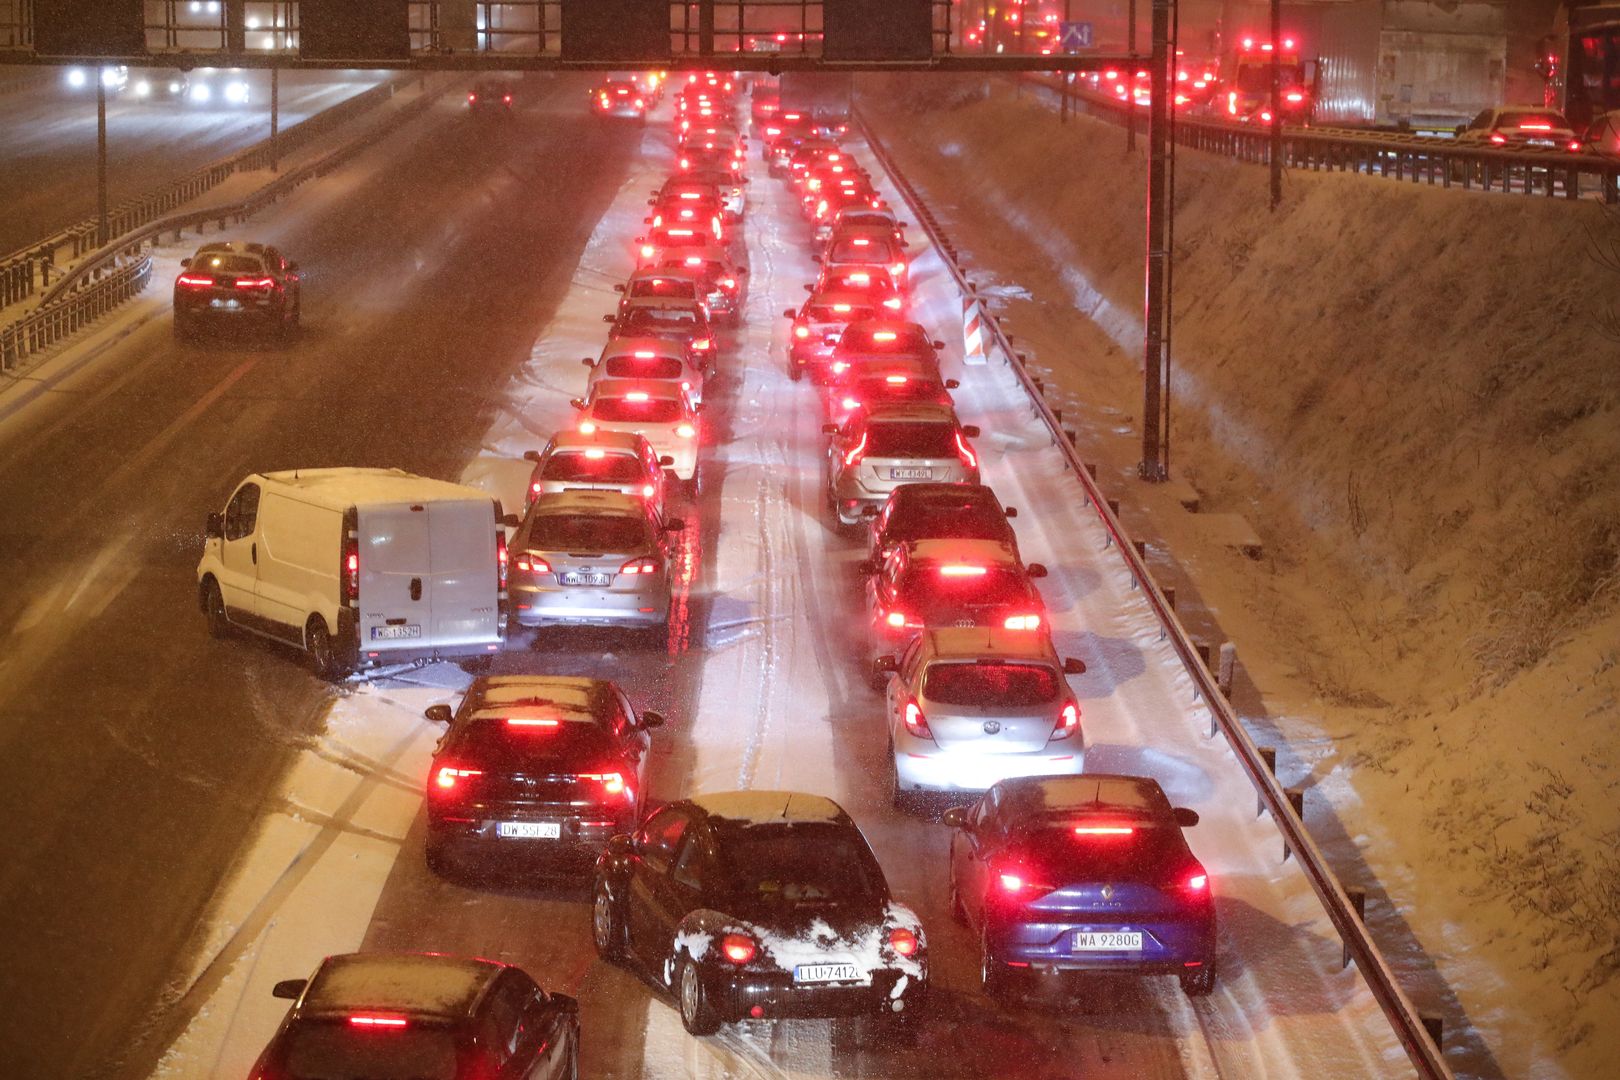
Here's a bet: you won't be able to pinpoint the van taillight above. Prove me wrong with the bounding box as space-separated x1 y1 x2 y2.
496 531 509 592
343 535 359 603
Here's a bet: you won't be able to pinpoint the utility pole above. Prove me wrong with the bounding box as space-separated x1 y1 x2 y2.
1127 0 1138 151
270 67 280 172
96 72 108 247
1269 0 1282 208
1140 0 1172 481
1061 0 1072 123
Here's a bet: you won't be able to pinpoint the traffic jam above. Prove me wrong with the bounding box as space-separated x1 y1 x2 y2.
206 73 1229 1077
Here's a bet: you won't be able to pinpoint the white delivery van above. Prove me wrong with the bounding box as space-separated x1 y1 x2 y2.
196 468 510 678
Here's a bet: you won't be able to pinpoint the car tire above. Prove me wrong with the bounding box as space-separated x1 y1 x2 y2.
202 579 231 639
425 838 454 878
592 881 628 962
684 473 700 498
788 363 802 382
305 616 349 681
950 877 969 926
889 755 915 813
458 655 493 675
1180 959 1216 997
677 956 721 1036
981 930 1015 1002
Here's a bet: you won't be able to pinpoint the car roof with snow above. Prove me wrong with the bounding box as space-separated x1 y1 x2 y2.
691 790 851 828
589 378 689 402
256 468 494 510
993 774 1177 822
527 489 647 519
600 336 687 361
859 402 959 427
922 627 1061 664
299 953 503 1020
459 674 618 725
544 429 648 454
901 538 1021 568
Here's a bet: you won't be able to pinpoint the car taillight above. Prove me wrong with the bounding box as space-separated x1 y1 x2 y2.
1285 91 1304 103
955 431 978 469
640 244 655 258
902 698 933 738
882 297 902 310
840 396 859 411
1185 868 1210 894
793 324 810 339
842 431 867 467
995 867 1053 899
676 422 696 438
348 1012 409 1029
633 97 643 107
884 610 907 629
177 273 215 288
496 531 508 590
939 564 987 577
620 558 660 574
641 483 656 498
503 94 512 104
1052 701 1079 740
434 765 482 792
1569 140 1583 152
579 420 597 434
692 338 712 351
890 262 906 277
472 92 480 102
579 771 634 802
1489 133 1507 145
343 534 359 602
831 360 849 374
888 927 919 957
515 554 552 573
1003 614 1041 631
720 933 756 964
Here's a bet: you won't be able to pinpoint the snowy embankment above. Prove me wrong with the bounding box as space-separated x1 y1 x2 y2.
858 75 1620 1079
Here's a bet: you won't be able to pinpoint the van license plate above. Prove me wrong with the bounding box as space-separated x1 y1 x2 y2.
1073 931 1142 951
370 624 421 640
560 573 613 587
890 468 930 480
793 963 861 983
497 822 561 839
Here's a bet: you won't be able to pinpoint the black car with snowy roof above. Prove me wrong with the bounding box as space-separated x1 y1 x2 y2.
249 952 578 1079
591 790 928 1035
866 483 1018 564
423 675 665 874
173 240 300 341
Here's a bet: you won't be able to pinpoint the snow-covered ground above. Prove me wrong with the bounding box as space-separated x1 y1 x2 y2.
858 74 1620 1080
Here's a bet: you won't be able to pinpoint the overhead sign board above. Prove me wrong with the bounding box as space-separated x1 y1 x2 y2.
823 0 933 61
34 0 144 57
562 0 670 61
1060 21 1094 51
300 0 410 61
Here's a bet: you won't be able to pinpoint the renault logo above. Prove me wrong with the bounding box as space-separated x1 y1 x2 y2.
1101 884 1115 901
982 720 1001 735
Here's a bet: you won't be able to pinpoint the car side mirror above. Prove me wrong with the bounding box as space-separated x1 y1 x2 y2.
271 978 307 1000
581 357 596 367
602 314 615 323
634 236 646 244
643 217 653 224
663 517 686 532
180 257 192 268
872 655 898 679
783 308 798 319
640 709 667 729
821 423 840 435
424 704 453 725
1004 506 1017 518
961 425 981 438
859 505 879 518
549 992 580 1015
901 222 912 229
606 833 636 857
658 454 675 467
940 806 970 830
945 378 960 389
648 198 658 205
614 284 626 292
500 513 520 528
569 398 585 410
931 340 945 350
803 283 814 292
523 450 542 462
811 253 822 262
1027 563 1048 579
1174 807 1200 828
205 511 224 539
1063 657 1087 675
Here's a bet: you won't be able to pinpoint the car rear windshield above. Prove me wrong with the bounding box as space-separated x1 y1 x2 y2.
924 662 1061 707
851 378 945 405
1006 825 1186 883
630 279 697 300
865 421 957 458
541 452 647 484
1499 112 1568 130
193 254 263 274
526 514 648 552
828 237 896 262
455 716 616 769
891 496 1006 540
605 355 684 379
808 304 874 322
897 567 1028 617
591 396 683 423
839 325 931 353
721 824 882 903
624 307 702 330
280 1021 459 1080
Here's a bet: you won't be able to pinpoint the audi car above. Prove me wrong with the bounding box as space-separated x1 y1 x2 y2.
424 674 666 870
173 241 300 340
943 774 1216 999
591 791 927 1034
250 952 579 1079
593 77 647 119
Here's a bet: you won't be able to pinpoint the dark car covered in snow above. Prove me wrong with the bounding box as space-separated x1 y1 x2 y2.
591 790 927 1035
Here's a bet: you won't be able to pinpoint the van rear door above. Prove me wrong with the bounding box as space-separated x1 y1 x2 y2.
425 499 501 648
356 503 433 651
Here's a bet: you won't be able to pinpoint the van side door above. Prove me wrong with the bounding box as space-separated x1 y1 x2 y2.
217 482 261 619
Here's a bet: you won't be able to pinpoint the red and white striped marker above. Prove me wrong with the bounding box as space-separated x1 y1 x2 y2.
963 294 987 365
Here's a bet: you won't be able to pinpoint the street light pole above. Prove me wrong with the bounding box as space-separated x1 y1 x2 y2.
1269 0 1282 208
1127 0 1138 152
1140 0 1172 481
96 73 109 247
270 67 280 172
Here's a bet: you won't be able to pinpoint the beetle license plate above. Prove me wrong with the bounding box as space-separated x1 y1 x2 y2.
370 624 421 640
889 468 930 480
793 963 862 983
560 573 613 587
497 822 560 839
1073 931 1142 951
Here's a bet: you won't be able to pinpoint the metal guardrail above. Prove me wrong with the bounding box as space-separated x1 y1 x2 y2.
856 108 1453 1080
0 75 406 312
1028 74 1620 206
0 78 444 371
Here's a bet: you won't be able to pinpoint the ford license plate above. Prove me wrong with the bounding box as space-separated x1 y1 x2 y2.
889 468 930 480
497 821 560 839
370 624 421 640
793 963 862 984
560 573 612 587
1073 931 1142 951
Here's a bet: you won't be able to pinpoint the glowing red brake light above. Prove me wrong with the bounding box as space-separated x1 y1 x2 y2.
625 391 650 402
852 237 870 247
872 331 897 343
1285 91 1304 103
1073 824 1134 836
998 872 1024 893
1489 133 1507 145
939 564 987 577
343 536 359 602
884 610 907 628
1519 122 1553 131
793 324 810 339
842 431 868 467
1187 872 1209 891
675 422 696 438
832 303 852 313
1003 614 1041 631
177 273 215 288
1053 701 1080 739
507 717 560 728
515 554 552 573
496 530 508 591
884 375 908 384
1569 140 1583 151
720 933 756 964
955 431 978 469
888 927 919 957
620 558 660 575
840 396 859 411
348 1013 409 1029
579 771 630 800
883 297 903 310
434 765 482 791
902 699 933 738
